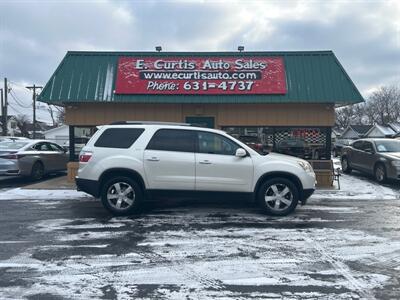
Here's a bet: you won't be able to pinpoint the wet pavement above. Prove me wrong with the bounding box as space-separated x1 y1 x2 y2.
0 190 400 299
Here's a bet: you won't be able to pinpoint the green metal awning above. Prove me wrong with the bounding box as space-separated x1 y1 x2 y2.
38 51 364 105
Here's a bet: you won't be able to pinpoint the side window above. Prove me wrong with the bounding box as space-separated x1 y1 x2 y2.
49 143 64 152
197 131 239 155
352 141 363 150
146 129 195 152
94 128 144 148
362 142 374 153
33 143 50 151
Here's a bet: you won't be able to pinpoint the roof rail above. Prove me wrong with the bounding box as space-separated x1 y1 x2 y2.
109 121 192 126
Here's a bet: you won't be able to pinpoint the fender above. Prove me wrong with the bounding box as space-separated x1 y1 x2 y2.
98 168 146 193
254 171 303 195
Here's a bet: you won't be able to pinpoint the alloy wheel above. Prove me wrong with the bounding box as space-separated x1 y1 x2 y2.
375 165 385 182
106 182 136 210
264 183 294 212
32 163 44 180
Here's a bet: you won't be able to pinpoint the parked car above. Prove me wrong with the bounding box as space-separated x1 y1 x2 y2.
276 138 312 159
333 139 353 157
0 136 29 143
0 139 68 180
238 135 267 153
341 138 400 183
76 122 316 216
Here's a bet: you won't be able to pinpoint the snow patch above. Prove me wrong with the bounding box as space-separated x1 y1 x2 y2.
0 188 90 201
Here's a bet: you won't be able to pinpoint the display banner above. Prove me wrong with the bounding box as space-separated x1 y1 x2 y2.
115 56 286 95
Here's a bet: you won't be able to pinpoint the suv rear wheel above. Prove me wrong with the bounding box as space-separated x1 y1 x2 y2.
257 178 299 216
101 176 142 216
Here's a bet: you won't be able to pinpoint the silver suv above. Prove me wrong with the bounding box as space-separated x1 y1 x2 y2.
76 122 316 216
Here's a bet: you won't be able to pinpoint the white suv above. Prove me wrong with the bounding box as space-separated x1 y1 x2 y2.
76 122 316 216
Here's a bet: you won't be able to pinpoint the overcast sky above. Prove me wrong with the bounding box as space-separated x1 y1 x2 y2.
0 0 399 123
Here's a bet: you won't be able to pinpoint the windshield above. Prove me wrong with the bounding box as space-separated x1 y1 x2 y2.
374 140 400 153
0 141 29 150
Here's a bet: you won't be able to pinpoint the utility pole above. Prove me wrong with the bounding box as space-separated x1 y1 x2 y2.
2 78 8 136
0 88 3 136
26 84 43 139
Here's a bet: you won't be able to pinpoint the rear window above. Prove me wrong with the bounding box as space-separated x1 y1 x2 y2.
94 128 144 148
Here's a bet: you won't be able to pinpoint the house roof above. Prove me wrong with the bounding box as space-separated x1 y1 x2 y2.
38 50 364 105
388 123 400 133
365 124 396 137
350 125 374 135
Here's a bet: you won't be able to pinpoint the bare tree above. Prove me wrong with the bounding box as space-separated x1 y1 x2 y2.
56 106 65 124
368 86 400 125
335 104 365 130
15 114 30 137
335 84 400 128
47 105 57 126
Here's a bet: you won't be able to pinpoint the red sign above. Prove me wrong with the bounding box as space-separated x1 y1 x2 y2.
115 56 286 95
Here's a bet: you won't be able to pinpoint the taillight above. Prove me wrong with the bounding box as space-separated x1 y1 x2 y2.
79 152 92 163
0 152 23 159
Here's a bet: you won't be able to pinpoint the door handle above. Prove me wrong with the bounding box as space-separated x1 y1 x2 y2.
146 157 160 161
199 160 212 164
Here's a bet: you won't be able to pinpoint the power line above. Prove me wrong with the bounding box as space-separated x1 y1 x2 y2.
9 81 32 93
8 102 25 115
9 90 31 108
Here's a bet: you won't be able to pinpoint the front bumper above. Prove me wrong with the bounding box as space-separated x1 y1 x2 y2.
385 164 400 181
76 177 100 198
301 188 315 204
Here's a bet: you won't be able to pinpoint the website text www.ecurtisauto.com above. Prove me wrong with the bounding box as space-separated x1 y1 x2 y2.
139 70 261 80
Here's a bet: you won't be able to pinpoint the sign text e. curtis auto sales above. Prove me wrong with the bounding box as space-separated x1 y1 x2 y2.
115 56 287 95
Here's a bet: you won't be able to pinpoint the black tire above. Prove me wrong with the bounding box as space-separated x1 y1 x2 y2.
101 176 143 216
257 177 299 216
30 161 44 180
374 163 387 183
341 156 352 174
333 149 339 157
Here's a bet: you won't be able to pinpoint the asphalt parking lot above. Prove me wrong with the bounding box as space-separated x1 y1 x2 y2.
0 178 400 300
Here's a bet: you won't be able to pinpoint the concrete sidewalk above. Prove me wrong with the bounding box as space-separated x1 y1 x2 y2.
22 176 76 190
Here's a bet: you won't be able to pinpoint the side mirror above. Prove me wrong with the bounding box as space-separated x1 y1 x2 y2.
235 148 247 157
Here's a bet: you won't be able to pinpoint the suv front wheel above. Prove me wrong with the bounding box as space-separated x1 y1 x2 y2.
101 176 143 216
257 178 299 216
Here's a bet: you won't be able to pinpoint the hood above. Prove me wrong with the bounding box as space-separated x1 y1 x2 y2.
381 152 400 160
266 152 307 164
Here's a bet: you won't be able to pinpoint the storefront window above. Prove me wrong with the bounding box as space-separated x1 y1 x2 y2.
222 126 331 160
69 126 98 160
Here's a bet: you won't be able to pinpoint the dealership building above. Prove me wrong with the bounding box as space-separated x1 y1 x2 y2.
38 51 364 186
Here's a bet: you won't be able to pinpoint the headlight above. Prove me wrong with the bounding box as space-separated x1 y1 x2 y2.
298 161 314 172
392 161 400 167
